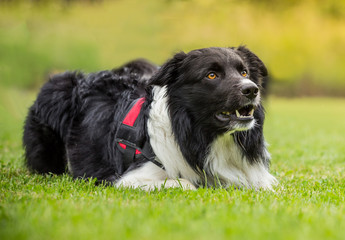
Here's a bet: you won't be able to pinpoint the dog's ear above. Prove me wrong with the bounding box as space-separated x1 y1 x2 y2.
235 46 268 89
149 51 187 86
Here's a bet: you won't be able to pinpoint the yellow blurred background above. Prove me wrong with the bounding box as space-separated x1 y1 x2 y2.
1 0 345 96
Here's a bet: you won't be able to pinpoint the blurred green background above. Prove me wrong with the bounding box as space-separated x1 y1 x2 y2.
1 0 345 96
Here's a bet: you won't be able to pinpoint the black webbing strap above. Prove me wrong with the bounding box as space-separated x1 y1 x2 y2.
115 98 162 173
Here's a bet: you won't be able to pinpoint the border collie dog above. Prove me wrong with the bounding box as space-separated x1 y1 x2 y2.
23 47 277 190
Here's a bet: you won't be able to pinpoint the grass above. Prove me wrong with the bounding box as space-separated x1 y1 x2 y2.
1 88 345 240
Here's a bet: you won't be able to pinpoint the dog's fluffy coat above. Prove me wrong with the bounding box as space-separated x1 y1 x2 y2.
23 47 277 190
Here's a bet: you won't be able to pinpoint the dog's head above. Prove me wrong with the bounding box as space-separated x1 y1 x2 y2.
150 46 268 134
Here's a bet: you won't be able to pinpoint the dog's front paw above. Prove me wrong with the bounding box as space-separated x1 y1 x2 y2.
115 178 197 191
162 179 197 190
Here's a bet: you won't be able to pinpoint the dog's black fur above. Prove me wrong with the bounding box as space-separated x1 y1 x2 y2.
23 59 157 181
23 47 274 189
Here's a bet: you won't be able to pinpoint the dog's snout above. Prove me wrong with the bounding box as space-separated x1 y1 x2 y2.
241 82 259 100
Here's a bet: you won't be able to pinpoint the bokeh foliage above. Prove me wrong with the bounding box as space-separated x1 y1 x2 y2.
1 0 345 95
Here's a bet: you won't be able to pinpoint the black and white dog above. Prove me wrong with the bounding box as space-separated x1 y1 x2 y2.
23 47 277 190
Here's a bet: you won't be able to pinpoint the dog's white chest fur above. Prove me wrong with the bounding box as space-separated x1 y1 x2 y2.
205 134 277 190
147 86 201 184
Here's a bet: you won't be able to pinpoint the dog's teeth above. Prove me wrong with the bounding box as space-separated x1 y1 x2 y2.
222 112 230 116
236 110 240 118
249 109 254 116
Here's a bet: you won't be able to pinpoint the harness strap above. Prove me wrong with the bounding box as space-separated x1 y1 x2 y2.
115 98 162 173
122 98 145 127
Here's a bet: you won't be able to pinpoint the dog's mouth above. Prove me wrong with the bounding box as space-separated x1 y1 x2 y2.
216 105 255 122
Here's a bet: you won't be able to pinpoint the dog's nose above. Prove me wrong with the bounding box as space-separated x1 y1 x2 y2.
241 82 259 100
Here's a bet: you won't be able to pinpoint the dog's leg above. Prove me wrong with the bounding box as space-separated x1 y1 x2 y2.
23 72 80 174
23 110 67 174
160 179 197 190
115 162 196 191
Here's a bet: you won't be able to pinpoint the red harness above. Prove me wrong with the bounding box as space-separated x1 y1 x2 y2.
118 97 145 155
115 97 161 172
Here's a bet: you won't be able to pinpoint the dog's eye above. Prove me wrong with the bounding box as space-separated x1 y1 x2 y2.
207 72 217 80
241 70 248 77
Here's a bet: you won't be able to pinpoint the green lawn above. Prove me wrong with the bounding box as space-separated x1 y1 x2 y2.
1 88 345 240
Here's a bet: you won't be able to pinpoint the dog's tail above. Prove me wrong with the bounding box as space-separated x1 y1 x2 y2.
23 72 82 174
